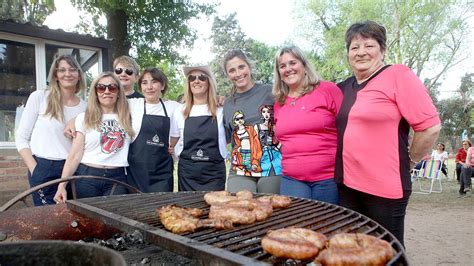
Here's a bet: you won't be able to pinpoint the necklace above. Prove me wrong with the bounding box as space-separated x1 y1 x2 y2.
289 94 303 106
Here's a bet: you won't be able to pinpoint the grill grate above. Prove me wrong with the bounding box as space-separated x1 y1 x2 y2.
67 192 408 265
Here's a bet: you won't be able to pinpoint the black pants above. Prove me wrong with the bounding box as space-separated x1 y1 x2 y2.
338 184 411 247
456 163 463 181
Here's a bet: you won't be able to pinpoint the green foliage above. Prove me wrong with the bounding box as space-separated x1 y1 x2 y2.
71 0 215 63
301 0 472 87
0 0 55 24
209 13 277 95
436 73 473 149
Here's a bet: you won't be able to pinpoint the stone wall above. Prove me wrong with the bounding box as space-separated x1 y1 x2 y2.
0 148 29 207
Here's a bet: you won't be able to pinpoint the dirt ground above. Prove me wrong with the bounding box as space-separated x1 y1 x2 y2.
405 178 473 265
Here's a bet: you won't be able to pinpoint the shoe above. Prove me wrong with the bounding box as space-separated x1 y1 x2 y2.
464 187 471 193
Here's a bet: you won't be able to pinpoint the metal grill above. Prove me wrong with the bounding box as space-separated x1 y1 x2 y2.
67 192 408 265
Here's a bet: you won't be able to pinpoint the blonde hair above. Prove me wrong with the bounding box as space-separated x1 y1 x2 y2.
113 55 140 78
84 72 134 138
45 54 86 121
272 45 321 105
183 70 218 119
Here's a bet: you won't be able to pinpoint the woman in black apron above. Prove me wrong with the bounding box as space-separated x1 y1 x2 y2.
127 67 179 192
170 65 227 192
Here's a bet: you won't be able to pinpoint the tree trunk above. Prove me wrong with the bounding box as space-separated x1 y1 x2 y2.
105 8 130 69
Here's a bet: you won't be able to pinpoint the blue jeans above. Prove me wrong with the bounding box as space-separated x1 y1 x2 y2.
74 164 127 199
28 156 65 206
280 176 339 204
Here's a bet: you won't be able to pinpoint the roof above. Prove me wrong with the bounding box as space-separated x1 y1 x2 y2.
0 19 110 49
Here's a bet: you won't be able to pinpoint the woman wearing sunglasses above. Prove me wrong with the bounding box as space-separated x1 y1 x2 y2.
54 72 134 203
113 55 143 99
16 54 87 206
127 67 180 192
170 66 227 191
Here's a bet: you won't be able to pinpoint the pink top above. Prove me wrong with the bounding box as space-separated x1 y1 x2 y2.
337 64 440 199
467 147 474 166
274 81 343 182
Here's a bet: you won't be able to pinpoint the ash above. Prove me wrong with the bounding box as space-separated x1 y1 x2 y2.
79 230 200 265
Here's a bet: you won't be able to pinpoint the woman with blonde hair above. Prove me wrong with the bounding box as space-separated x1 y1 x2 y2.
54 72 134 202
170 66 227 191
273 45 342 204
16 54 86 206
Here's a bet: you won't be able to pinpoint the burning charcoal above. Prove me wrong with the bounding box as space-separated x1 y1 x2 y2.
105 238 120 249
140 257 151 264
130 230 144 244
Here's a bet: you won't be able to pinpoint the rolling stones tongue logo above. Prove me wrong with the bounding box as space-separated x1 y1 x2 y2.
100 119 126 154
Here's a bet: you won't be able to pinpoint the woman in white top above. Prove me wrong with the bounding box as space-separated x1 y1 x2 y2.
127 67 179 192
16 54 86 206
170 65 227 191
431 143 449 176
54 72 134 203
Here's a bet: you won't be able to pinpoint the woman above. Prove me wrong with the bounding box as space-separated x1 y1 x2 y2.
113 55 143 99
458 140 473 197
455 139 471 184
273 45 342 204
127 67 179 192
431 143 449 176
170 66 227 191
335 21 441 246
16 54 86 206
223 49 282 194
54 72 134 203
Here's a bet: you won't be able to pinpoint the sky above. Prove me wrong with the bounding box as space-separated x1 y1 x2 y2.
43 0 473 99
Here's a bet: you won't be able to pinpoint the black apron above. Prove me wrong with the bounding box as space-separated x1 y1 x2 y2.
128 99 173 192
178 115 225 191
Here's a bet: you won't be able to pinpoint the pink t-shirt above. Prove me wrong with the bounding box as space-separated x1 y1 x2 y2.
336 64 440 199
274 81 343 182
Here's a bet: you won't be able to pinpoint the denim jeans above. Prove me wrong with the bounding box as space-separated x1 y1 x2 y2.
280 176 339 204
338 184 411 246
73 164 127 199
28 156 65 206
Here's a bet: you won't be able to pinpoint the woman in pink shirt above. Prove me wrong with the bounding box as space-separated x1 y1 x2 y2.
273 45 343 204
460 144 474 197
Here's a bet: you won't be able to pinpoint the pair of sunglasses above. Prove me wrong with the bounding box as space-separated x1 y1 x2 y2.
115 68 134 76
95 83 119 94
188 74 208 82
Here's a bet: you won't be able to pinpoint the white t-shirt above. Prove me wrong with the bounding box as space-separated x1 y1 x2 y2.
128 98 179 142
15 90 87 160
170 104 228 159
75 113 131 167
431 150 448 162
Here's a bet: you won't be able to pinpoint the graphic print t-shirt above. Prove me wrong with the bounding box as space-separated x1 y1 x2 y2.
223 84 282 177
75 112 131 167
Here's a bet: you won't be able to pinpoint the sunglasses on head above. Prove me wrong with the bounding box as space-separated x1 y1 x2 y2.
188 74 208 82
114 68 134 76
95 83 119 94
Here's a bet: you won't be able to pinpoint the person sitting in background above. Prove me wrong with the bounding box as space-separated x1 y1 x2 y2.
431 143 449 177
459 140 474 197
455 140 471 183
113 55 143 99
16 54 87 206
273 45 342 205
54 72 134 203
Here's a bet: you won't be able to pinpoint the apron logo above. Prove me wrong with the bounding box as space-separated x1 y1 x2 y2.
146 134 165 147
191 148 210 161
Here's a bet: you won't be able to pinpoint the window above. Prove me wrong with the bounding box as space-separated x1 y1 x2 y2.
0 39 36 142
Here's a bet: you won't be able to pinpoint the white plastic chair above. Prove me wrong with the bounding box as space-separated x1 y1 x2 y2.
412 160 443 194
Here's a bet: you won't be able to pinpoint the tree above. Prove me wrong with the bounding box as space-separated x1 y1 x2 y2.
0 0 55 24
209 13 277 95
437 73 473 150
300 0 472 88
71 0 215 67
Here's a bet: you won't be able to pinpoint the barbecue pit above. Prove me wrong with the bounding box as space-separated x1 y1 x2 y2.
66 191 408 265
